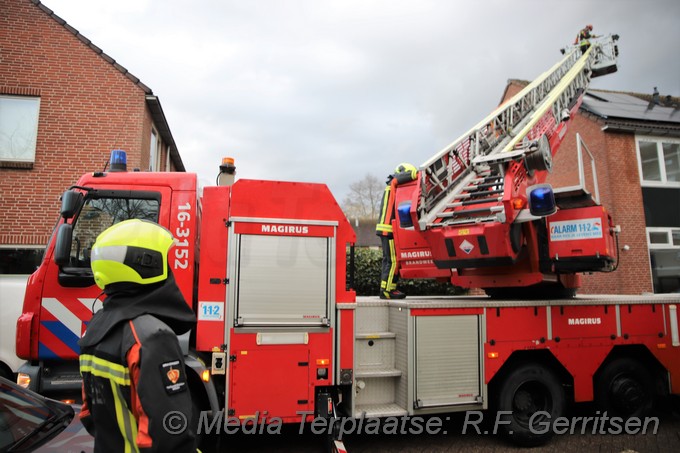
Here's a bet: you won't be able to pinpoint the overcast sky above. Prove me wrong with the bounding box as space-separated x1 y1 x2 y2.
42 0 680 202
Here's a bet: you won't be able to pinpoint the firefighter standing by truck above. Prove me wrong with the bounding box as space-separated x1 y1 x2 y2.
376 163 418 299
79 219 197 453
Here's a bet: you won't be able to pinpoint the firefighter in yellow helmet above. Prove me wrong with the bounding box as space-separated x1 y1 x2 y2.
376 163 418 299
79 219 197 453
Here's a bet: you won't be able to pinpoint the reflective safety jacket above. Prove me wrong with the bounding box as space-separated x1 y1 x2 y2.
79 272 197 453
575 28 593 46
376 177 398 237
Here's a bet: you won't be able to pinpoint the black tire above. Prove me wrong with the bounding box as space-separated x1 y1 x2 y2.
595 357 654 419
495 364 565 447
325 418 342 453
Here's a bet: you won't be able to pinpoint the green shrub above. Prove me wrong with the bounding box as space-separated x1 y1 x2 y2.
347 247 464 297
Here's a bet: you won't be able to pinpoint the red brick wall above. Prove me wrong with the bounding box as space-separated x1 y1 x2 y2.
501 81 653 294
0 0 154 246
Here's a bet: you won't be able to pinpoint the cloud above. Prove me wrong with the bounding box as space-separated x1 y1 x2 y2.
44 0 680 200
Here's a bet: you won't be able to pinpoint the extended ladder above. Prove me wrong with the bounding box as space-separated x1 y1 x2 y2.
417 35 619 230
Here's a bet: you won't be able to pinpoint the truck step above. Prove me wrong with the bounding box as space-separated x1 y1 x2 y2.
356 333 397 370
355 403 408 419
355 368 402 379
356 332 396 340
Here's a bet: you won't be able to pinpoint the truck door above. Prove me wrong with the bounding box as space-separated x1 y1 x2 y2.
227 221 336 419
413 314 484 409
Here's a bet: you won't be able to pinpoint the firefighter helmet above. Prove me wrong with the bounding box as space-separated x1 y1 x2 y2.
90 219 174 289
394 162 417 180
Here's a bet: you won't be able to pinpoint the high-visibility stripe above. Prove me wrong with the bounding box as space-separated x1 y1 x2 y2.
376 223 393 233
387 239 397 289
80 354 131 386
110 380 139 453
376 185 391 232
91 245 129 264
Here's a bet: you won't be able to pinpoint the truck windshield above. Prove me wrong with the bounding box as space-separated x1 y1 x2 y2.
67 196 160 269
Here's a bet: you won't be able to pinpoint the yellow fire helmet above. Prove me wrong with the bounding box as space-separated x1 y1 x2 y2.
90 219 175 290
395 162 417 180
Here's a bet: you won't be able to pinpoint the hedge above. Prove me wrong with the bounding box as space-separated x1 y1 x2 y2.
347 247 465 297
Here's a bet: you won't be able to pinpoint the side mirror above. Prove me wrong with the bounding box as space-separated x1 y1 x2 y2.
54 223 73 266
60 190 83 219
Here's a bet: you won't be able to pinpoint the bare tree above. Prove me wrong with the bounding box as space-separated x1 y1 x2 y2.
341 173 385 221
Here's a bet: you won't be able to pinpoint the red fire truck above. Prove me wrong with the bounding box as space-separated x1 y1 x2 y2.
15 34 680 448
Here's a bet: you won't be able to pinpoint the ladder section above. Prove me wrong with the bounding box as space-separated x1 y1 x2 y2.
354 300 407 418
433 167 506 226
417 35 620 230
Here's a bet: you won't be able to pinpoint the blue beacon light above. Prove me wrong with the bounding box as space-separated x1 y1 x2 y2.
109 149 127 172
397 201 414 228
528 184 557 217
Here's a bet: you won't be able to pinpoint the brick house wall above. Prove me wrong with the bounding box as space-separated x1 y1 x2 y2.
501 81 653 294
0 0 182 249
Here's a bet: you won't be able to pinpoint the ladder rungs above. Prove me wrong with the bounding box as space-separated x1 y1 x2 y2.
437 205 504 219
432 214 501 227
464 183 503 191
454 189 504 200
448 196 503 208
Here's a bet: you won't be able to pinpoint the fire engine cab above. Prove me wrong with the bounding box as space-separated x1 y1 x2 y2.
15 34 680 449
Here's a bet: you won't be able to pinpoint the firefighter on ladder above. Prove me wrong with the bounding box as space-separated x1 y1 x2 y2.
79 219 198 453
376 163 418 299
575 24 597 54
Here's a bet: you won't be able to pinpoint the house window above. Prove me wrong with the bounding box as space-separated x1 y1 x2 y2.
150 128 161 171
637 137 680 186
638 136 680 293
0 96 40 168
664 142 680 182
647 227 680 294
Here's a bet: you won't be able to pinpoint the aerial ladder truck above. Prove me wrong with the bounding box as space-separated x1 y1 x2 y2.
15 33 680 451
394 34 622 298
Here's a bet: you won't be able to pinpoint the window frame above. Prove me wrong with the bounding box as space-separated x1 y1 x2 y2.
149 127 161 171
646 227 680 250
636 135 680 188
0 95 41 168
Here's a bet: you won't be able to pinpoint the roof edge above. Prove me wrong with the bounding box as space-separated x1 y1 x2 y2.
146 96 185 172
33 0 152 94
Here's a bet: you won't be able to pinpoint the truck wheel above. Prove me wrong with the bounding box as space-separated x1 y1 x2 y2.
595 358 654 419
495 364 565 447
